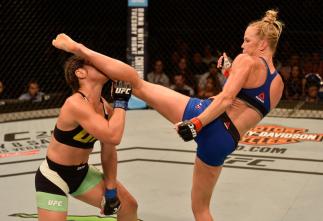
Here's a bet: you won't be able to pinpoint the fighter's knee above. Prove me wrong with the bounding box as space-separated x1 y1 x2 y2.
191 202 209 217
130 197 138 211
192 207 212 221
122 197 138 213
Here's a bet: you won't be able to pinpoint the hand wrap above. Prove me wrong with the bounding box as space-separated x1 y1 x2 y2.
222 57 232 78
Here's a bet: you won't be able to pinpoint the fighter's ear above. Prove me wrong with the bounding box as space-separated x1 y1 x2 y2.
75 68 87 79
259 39 268 51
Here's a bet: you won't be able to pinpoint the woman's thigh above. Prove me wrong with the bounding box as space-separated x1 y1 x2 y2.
37 208 67 221
191 157 222 208
74 180 137 210
134 80 190 123
74 180 105 208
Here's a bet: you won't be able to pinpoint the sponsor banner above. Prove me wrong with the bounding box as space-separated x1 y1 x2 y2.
0 118 56 159
0 129 51 159
127 3 148 79
0 149 39 158
126 1 148 108
225 154 323 175
241 124 323 146
0 118 101 160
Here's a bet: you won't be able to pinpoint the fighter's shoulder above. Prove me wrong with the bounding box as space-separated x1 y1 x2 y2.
65 93 84 104
61 94 90 114
274 71 284 86
56 95 84 124
233 54 257 67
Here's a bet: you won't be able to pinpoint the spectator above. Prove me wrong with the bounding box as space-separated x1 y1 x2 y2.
285 65 303 100
165 51 180 76
305 84 320 104
279 67 290 100
189 51 208 77
198 75 222 99
0 80 10 100
304 73 323 101
198 61 226 96
146 59 170 87
302 54 314 76
170 74 195 96
173 57 195 89
280 53 301 76
18 80 45 102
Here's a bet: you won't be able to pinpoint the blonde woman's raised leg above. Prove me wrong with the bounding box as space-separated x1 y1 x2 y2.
52 33 190 124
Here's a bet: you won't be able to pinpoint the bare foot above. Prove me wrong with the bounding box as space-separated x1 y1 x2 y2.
52 33 80 54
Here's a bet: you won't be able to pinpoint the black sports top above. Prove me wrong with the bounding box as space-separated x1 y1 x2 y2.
53 91 109 149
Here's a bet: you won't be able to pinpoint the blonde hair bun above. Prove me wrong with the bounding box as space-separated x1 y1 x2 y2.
263 9 278 23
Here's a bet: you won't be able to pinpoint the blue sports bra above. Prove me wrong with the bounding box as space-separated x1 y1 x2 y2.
236 57 278 117
53 91 109 149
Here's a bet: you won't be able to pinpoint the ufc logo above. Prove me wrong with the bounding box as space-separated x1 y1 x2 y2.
188 124 197 137
115 88 131 94
48 200 63 207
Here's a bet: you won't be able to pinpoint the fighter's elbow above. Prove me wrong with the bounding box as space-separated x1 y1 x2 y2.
102 134 122 146
109 136 122 146
219 93 234 107
225 96 234 107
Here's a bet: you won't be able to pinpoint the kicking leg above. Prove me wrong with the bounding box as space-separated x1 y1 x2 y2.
133 80 190 123
52 34 141 86
191 157 222 221
52 34 190 124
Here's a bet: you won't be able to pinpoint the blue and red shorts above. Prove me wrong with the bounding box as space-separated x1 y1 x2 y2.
183 98 240 166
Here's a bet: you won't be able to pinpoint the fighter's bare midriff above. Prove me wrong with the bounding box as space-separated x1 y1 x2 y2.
226 99 262 137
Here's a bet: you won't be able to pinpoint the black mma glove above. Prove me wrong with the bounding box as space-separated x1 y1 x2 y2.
102 188 121 215
111 81 132 110
177 117 203 142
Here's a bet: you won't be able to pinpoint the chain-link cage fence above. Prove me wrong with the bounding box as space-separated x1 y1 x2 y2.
0 0 127 121
0 0 322 122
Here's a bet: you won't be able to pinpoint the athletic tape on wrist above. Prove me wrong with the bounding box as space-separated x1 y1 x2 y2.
191 117 203 132
105 188 117 198
223 69 231 78
114 100 128 110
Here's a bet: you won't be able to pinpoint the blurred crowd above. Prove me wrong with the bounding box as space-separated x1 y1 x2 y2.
146 41 323 104
1 40 323 106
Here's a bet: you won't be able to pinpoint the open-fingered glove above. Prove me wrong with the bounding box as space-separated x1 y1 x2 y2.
111 81 132 110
